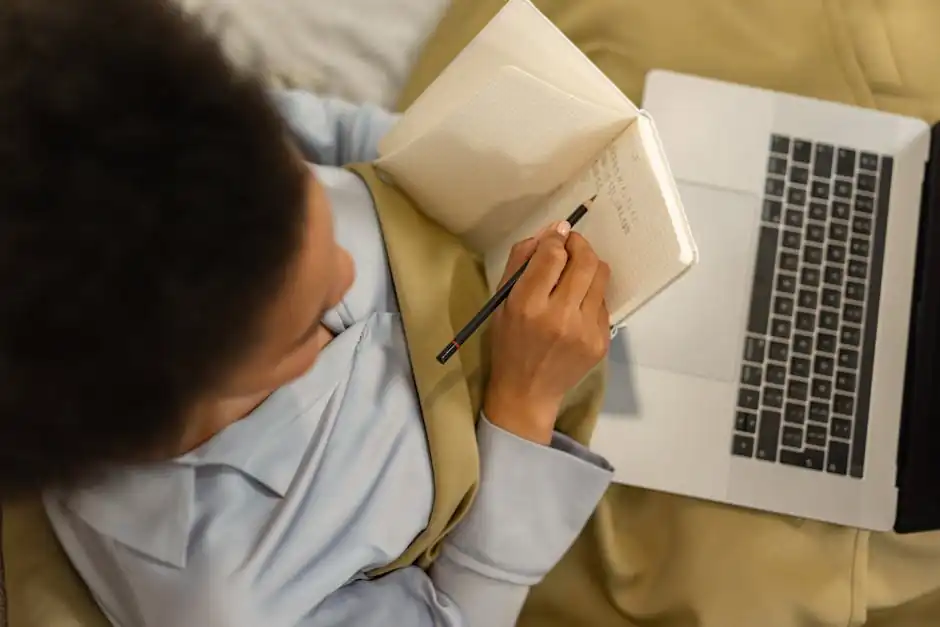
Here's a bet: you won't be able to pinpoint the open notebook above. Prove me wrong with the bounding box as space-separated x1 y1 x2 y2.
375 0 697 328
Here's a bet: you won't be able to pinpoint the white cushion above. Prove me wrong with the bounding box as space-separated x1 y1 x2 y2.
177 0 453 108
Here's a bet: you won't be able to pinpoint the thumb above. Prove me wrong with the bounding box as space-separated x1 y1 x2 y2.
499 237 538 284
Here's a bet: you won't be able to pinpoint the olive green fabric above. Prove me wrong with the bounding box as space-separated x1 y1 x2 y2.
390 1 940 626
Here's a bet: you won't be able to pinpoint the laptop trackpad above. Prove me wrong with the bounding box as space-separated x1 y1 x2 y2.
624 183 760 382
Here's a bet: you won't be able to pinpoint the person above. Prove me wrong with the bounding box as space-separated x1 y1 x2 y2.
0 0 616 625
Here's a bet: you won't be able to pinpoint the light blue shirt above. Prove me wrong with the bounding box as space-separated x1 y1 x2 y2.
44 91 613 627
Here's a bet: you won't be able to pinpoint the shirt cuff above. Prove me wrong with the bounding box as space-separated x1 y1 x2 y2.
440 415 613 586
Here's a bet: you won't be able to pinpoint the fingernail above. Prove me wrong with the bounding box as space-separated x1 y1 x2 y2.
556 221 571 237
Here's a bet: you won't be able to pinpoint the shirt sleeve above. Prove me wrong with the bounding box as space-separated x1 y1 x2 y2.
300 416 614 627
272 90 399 166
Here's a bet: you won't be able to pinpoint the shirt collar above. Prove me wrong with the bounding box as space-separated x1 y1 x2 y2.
61 325 366 569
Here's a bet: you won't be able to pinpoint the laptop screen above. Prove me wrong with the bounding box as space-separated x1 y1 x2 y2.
896 122 940 533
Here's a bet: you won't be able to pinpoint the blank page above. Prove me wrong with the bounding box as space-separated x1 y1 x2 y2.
376 65 630 252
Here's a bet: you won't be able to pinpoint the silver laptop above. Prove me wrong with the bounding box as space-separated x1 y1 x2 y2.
590 70 933 530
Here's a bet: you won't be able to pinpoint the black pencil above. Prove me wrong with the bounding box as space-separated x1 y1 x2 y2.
436 195 596 365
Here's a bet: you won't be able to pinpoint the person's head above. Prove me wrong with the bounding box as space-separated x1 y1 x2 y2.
0 0 354 497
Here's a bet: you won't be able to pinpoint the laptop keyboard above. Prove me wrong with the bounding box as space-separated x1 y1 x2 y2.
732 134 894 479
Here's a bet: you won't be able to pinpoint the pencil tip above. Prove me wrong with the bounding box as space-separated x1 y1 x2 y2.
589 194 597 203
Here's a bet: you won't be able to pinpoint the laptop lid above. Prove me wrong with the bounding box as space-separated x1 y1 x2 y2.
895 122 940 534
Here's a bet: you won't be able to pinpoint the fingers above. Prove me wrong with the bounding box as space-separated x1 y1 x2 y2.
555 233 599 306
498 237 538 285
580 258 610 315
513 222 570 300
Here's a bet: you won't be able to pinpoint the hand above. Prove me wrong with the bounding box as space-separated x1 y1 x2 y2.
483 221 611 444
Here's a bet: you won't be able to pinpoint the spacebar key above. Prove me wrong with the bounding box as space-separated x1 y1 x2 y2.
746 225 779 335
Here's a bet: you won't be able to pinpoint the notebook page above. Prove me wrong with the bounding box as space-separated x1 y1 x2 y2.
483 122 696 326
379 0 638 158
376 66 630 252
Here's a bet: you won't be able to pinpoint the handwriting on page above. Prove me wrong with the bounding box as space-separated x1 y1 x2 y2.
584 144 640 235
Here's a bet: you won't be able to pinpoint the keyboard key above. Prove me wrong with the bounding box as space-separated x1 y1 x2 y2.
763 386 784 408
827 244 846 264
822 288 841 309
807 223 825 242
859 152 879 171
788 380 809 401
771 135 791 154
773 295 795 316
748 226 779 333
831 417 852 439
794 334 813 355
739 387 760 409
777 273 797 293
785 402 806 424
809 401 830 423
736 410 758 433
771 318 792 339
857 172 877 193
801 267 820 287
844 303 864 324
762 199 783 223
853 216 872 235
766 177 785 197
769 341 789 362
757 409 782 461
840 326 861 347
732 434 756 458
850 238 870 257
785 209 804 229
836 148 856 177
782 230 802 249
809 202 828 222
782 426 803 448
768 155 788 176
834 180 853 198
833 395 855 416
836 370 857 392
766 364 787 385
832 201 851 221
744 336 766 362
818 310 838 331
787 187 807 205
803 245 823 265
817 333 837 353
798 289 818 309
812 378 833 400
855 194 874 214
796 311 815 332
814 144 834 178
827 439 849 475
792 139 812 163
811 180 830 199
741 364 763 386
845 281 865 301
780 251 800 271
824 266 844 286
830 221 849 241
814 356 834 376
789 165 810 185
838 348 860 369
790 356 811 378
781 447 825 471
806 424 828 447
848 260 868 279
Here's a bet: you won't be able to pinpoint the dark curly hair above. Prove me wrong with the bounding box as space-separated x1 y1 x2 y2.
0 0 307 496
